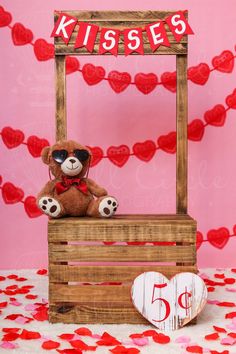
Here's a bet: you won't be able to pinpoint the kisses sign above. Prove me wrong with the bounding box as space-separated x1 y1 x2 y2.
51 11 194 56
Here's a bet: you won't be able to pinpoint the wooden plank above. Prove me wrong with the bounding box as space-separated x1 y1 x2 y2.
49 302 148 324
55 43 187 55
55 55 66 141
48 215 196 242
49 244 196 263
49 264 197 282
176 55 188 214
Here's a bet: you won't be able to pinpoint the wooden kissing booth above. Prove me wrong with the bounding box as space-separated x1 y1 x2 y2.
48 10 197 324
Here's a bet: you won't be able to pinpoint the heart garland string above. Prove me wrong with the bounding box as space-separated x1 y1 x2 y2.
0 174 236 249
1 5 236 94
0 87 235 166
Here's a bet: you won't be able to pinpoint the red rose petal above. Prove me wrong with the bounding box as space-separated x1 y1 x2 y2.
153 333 170 344
16 277 27 281
186 345 203 353
214 273 225 279
208 287 215 292
225 311 236 318
42 340 60 350
25 294 38 299
70 340 97 351
0 301 8 308
59 334 75 341
2 328 20 333
33 308 48 321
228 333 236 338
210 351 229 354
129 334 144 339
2 332 20 341
217 302 235 307
37 269 47 275
231 269 236 273
142 330 158 337
96 332 121 346
224 278 236 284
7 274 18 279
57 350 82 354
0 276 6 281
74 327 92 336
205 332 219 340
213 326 227 333
109 346 140 354
20 329 41 340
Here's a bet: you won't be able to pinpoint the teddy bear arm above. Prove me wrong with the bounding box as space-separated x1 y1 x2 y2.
86 178 108 197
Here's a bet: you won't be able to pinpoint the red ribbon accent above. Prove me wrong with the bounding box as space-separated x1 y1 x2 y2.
55 176 88 195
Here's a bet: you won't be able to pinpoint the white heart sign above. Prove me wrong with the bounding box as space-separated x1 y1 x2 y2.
131 272 207 331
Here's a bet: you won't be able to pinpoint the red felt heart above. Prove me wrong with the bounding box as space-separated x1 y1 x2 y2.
107 145 130 167
187 119 205 141
157 132 176 153
133 140 156 162
82 63 105 85
188 63 210 85
42 340 60 350
196 231 204 250
161 71 176 92
12 23 33 46
34 39 54 61
207 227 230 249
0 6 12 27
212 50 234 73
226 89 236 109
1 126 25 148
24 196 43 218
27 135 49 157
135 73 158 94
2 182 24 204
204 104 226 126
66 56 80 75
87 146 103 167
108 71 131 93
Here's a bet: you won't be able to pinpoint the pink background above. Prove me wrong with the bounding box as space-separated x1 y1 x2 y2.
1 0 236 269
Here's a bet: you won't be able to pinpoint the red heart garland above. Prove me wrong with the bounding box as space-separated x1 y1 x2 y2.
188 63 210 85
2 182 24 204
134 73 158 94
226 89 236 109
1 126 25 148
66 57 80 75
82 63 105 85
204 104 226 126
0 6 12 27
207 227 230 249
87 146 103 167
107 145 130 167
24 196 43 218
157 132 176 153
108 71 131 93
12 23 33 46
34 39 54 61
212 50 234 73
133 140 156 162
161 71 176 92
196 231 203 250
27 136 49 157
187 119 205 141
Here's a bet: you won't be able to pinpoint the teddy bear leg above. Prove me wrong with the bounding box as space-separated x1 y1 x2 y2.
38 196 64 218
87 196 118 218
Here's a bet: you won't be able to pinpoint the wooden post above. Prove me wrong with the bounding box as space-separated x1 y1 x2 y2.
176 54 188 214
55 55 67 141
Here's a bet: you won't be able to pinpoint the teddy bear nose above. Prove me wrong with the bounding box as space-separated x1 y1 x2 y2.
69 158 76 164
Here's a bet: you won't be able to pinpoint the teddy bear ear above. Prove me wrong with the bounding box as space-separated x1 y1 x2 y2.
41 146 51 165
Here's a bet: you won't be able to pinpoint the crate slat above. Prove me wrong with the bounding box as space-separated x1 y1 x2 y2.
49 264 197 282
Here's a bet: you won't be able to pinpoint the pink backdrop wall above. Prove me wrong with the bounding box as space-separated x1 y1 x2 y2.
1 0 236 269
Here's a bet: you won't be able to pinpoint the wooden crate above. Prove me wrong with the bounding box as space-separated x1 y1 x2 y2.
48 214 197 324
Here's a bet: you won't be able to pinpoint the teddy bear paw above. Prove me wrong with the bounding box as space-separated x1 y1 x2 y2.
98 197 118 218
38 197 61 217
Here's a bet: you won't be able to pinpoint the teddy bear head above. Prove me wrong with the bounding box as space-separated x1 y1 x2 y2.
41 140 91 179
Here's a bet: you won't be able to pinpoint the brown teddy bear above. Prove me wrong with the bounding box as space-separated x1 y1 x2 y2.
37 140 118 218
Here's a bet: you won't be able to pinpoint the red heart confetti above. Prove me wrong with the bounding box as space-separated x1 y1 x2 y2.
212 50 234 73
27 135 49 157
66 56 80 75
42 340 60 350
161 71 176 92
204 104 226 126
196 231 204 250
205 332 219 340
0 6 12 27
12 23 33 45
34 39 54 61
2 182 24 204
207 227 230 249
108 71 131 93
96 332 121 346
107 145 130 167
87 146 103 167
188 119 205 141
24 196 43 218
135 73 158 94
158 131 176 153
82 63 105 85
1 126 25 148
225 88 236 109
188 63 210 85
133 140 156 162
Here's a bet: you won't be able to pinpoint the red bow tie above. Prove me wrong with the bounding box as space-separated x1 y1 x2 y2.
55 176 88 195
